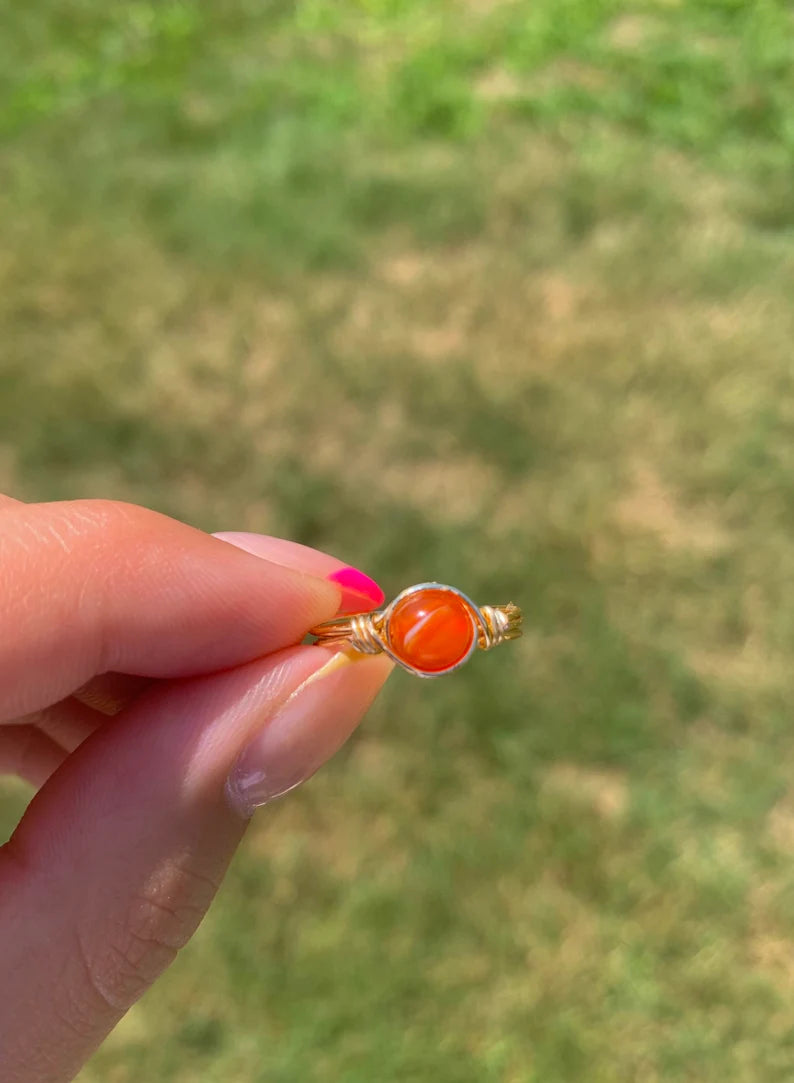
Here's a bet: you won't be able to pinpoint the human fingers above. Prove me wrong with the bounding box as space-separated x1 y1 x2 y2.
72 673 154 715
14 697 104 753
0 725 65 787
3 532 388 773
70 532 385 718
0 698 135 788
212 532 385 613
0 499 343 720
0 643 392 1081
0 521 389 803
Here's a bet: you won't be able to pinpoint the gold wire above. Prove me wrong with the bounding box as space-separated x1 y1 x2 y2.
310 595 522 658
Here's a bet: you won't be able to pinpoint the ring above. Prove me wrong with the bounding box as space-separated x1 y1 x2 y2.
309 582 522 677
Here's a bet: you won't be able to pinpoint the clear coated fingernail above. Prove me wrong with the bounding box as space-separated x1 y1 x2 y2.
225 649 391 817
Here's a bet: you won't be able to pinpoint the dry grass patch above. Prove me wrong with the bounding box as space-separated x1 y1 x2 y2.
373 453 500 525
617 463 730 554
765 795 794 857
689 641 787 693
475 67 526 104
541 762 629 822
749 933 794 992
607 13 663 50
748 883 794 994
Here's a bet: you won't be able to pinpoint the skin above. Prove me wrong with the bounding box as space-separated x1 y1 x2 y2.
0 494 392 1082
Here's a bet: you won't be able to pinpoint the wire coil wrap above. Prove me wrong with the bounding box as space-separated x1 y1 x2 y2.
345 612 385 655
476 603 522 650
310 583 522 677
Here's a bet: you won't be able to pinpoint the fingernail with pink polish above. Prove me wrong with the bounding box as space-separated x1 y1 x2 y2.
327 567 385 613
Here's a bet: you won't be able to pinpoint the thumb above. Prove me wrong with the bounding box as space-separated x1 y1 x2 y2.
0 644 391 1082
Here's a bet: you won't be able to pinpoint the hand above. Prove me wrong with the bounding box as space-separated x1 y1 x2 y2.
0 494 392 1082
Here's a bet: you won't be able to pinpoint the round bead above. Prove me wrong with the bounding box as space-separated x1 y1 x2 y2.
387 587 476 674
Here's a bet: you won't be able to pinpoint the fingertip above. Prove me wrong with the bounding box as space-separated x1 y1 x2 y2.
327 566 385 612
225 648 394 815
212 532 384 615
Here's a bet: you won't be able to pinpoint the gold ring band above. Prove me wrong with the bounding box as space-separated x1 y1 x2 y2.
310 582 522 678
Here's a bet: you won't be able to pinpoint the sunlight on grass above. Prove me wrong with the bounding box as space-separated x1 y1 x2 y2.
2 1 794 1080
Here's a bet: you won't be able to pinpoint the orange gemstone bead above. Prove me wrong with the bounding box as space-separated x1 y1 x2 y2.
387 587 476 673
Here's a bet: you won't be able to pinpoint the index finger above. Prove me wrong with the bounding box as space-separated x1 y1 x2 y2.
0 499 341 720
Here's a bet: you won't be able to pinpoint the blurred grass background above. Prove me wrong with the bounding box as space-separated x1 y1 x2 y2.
2 0 794 1079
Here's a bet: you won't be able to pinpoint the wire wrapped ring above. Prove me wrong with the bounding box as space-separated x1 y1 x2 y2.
310 582 522 678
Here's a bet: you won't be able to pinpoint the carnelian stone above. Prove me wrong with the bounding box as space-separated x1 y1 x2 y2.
387 588 476 673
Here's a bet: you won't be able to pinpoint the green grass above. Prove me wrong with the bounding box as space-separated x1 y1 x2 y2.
2 1 794 1079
